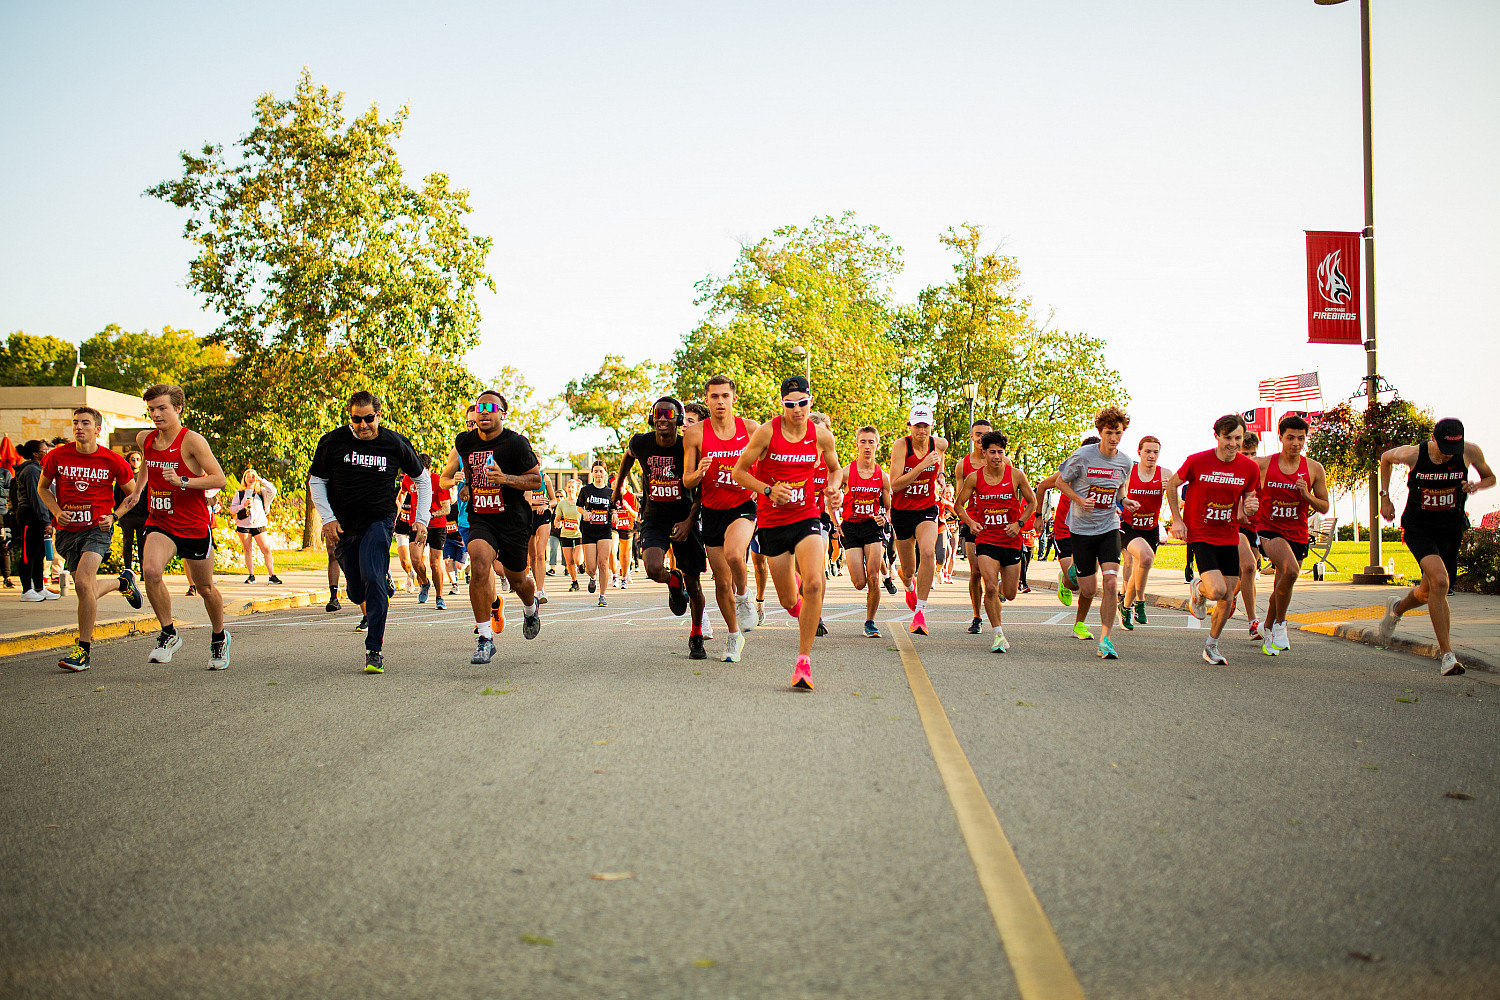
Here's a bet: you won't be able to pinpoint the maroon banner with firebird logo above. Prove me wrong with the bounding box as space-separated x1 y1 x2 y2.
1305 231 1362 345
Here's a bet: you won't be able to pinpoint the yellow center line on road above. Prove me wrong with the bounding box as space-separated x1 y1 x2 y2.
888 623 1086 1000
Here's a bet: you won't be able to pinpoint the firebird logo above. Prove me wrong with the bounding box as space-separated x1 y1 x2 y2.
1317 250 1352 306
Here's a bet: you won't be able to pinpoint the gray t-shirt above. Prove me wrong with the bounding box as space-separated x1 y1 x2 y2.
1059 444 1133 535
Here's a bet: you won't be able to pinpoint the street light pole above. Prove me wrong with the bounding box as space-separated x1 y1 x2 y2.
1318 0 1385 582
961 379 978 438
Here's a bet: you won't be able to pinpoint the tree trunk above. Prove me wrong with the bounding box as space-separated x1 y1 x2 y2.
302 491 319 549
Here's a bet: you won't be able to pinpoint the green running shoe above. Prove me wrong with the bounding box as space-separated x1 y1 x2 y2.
1097 636 1118 659
1058 582 1073 607
1119 608 1134 630
1134 600 1147 625
1066 565 1079 590
990 630 1009 653
1072 622 1092 641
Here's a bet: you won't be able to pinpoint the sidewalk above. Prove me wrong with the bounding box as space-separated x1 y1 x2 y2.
1021 558 1499 674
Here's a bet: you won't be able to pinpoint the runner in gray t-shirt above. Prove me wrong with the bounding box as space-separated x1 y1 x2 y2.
1055 407 1139 659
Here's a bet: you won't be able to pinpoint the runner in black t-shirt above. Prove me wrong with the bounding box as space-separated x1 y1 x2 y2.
438 389 543 665
612 397 708 659
309 390 427 675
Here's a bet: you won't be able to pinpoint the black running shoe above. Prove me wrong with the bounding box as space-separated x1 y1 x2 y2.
688 634 706 660
118 569 142 610
268 574 283 585
523 609 541 640
569 580 579 592
667 570 688 617
967 616 982 635
883 576 897 595
386 574 396 598
356 615 368 632
587 576 596 593
326 594 341 612
471 637 495 664
365 651 384 674
816 619 828 637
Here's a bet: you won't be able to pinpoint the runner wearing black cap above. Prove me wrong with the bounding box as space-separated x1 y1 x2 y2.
614 396 708 659
1377 418 1495 676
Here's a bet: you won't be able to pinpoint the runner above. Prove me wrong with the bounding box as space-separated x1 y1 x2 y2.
438 390 544 665
613 397 708 659
611 480 638 588
955 430 1037 653
393 474 419 593
1118 435 1165 629
577 462 616 607
1254 414 1330 656
446 468 468 596
527 475 554 604
1033 433 1100 610
830 425 891 637
682 375 759 661
132 385 231 669
889 405 947 635
309 390 427 674
1165 413 1261 665
938 483 958 585
1055 407 1136 659
420 455 451 611
731 376 843 689
40 407 144 671
1377 418 1495 676
955 419 991 634
1235 431 1264 640
555 480 583 590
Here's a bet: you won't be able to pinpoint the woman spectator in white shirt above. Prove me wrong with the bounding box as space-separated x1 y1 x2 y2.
231 468 282 584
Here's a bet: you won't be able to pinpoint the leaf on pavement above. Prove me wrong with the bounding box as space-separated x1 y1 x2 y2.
520 934 554 946
1347 950 1382 962
1444 791 1474 800
591 872 634 881
693 959 716 968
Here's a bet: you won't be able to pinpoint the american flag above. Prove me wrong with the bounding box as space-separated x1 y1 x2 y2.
1258 371 1321 402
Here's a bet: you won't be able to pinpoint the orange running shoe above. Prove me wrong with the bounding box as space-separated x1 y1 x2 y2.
492 595 505 634
909 609 928 636
791 655 813 691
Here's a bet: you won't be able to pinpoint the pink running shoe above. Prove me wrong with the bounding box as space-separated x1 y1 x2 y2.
791 655 813 691
905 584 917 612
909 609 928 636
789 597 802 618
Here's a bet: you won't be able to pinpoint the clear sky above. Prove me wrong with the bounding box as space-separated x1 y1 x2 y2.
3 0 1496 519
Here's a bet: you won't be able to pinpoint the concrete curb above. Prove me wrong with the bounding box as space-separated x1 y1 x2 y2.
232 589 326 617
1027 578 1497 674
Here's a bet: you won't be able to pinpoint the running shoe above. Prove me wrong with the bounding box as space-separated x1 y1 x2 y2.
909 610 928 636
1376 596 1402 642
1066 565 1079 590
1272 621 1291 652
689 634 706 660
816 619 828 637
365 651 384 674
1134 600 1147 625
863 620 880 638
1248 619 1262 640
884 576 898 596
1097 636 1117 660
118 569 142 610
208 631 231 670
1202 640 1228 666
756 602 765 626
448 582 459 596
667 570 688 617
356 615 368 632
268 575 283 585
492 597 505 634
471 636 495 664
523 606 540 640
1261 637 1280 657
326 593 341 613
183 586 196 599
991 630 1009 654
58 644 90 672
499 575 511 593
536 591 549 605
736 594 755 631
597 595 607 607
723 633 744 663
19 590 44 602
791 655 813 691
569 580 579 592
1440 651 1464 676
1119 608 1134 631
405 572 416 592
1057 582 1073 607
702 619 714 640
789 597 802 618
1019 584 1032 594
435 596 446 611
1072 622 1092 641
1187 577 1207 621
545 567 556 576
148 630 183 663
386 575 396 599
588 576 596 593
967 616 982 635
245 574 256 584
418 583 430 604
905 585 917 612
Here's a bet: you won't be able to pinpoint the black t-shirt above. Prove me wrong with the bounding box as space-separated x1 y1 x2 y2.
630 431 691 524
455 427 538 527
577 484 613 530
310 426 423 533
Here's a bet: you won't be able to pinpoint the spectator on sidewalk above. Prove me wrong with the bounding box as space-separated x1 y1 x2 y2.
230 467 282 584
13 441 55 601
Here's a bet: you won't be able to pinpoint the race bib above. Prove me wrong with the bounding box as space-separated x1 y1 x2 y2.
906 481 930 498
650 479 681 501
714 467 739 489
60 503 92 527
853 501 876 517
983 511 1011 528
471 490 506 513
1270 503 1300 521
1421 489 1457 511
782 482 807 506
1204 501 1235 522
1128 512 1156 529
1087 485 1116 507
148 489 174 514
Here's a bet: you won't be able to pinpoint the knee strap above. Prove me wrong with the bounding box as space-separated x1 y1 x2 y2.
1102 569 1117 578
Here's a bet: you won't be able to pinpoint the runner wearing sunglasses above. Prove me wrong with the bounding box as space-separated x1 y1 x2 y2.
889 405 948 636
614 396 709 659
732 376 844 690
439 390 545 665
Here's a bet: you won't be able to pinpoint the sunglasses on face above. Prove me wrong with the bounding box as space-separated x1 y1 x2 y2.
349 413 378 424
782 398 811 409
474 402 503 414
652 407 678 421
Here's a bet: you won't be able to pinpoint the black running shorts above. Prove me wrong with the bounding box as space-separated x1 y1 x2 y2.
840 518 883 549
699 500 756 549
958 522 975 545
393 518 414 539
144 526 213 562
1403 526 1461 583
1238 525 1260 551
1121 525 1159 554
1070 529 1122 576
580 524 613 545
1256 530 1309 564
1188 541 1242 577
892 505 939 541
1055 535 1073 560
467 515 531 573
639 517 707 575
756 517 824 558
974 542 1023 567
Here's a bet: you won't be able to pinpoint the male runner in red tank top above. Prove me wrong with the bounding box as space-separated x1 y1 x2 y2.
955 430 1037 653
827 425 891 637
1119 435 1165 629
131 384 231 669
955 419 991 635
732 375 843 690
683 375 760 662
889 405 947 636
1253 413 1330 656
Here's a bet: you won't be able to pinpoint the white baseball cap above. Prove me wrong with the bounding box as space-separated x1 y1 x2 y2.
908 405 934 427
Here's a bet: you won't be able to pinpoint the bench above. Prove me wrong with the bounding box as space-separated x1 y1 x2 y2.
1303 517 1337 580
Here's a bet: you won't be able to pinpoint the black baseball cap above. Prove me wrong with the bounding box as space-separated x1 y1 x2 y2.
1434 418 1465 456
780 375 811 397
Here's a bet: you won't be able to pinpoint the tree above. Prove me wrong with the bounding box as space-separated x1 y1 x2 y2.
1308 397 1435 497
78 325 230 394
147 69 493 545
562 355 671 457
0 332 75 386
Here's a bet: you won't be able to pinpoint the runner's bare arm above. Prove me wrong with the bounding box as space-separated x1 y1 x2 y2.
1305 459 1332 514
438 449 463 489
818 426 843 495
1466 443 1496 493
681 423 707 488
1014 470 1038 536
731 423 785 502
1164 470 1188 539
611 448 637 509
1378 444 1420 521
174 433 228 491
492 464 541 492
954 472 981 534
888 436 917 490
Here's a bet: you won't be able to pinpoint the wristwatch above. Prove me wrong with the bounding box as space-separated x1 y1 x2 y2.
1378 490 1390 497
762 485 772 497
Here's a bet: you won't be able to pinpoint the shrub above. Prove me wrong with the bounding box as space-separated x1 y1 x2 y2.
1456 527 1500 595
1335 524 1402 542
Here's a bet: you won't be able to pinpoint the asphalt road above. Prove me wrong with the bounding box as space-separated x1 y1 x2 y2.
1 575 1496 999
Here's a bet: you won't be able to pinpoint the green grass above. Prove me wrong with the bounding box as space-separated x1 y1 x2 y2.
210 545 404 574
1113 540 1419 584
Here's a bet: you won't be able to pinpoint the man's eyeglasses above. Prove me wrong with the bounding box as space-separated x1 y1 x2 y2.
782 398 811 409
349 413 378 424
652 406 679 421
475 402 504 414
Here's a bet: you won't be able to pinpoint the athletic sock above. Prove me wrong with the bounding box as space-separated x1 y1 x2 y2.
525 601 538 617
212 631 225 643
477 622 494 639
992 626 1002 636
79 640 92 653
915 599 927 612
162 623 177 636
691 624 702 637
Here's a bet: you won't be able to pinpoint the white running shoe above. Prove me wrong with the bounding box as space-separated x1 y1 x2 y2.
149 630 184 663
499 575 511 593
405 572 416 593
1376 596 1402 643
20 589 44 602
736 594 755 631
42 588 60 601
1188 577 1206 620
756 602 765 626
1248 618 1263 640
1202 640 1227 666
723 632 744 663
1440 652 1464 676
701 618 714 640
1272 621 1291 651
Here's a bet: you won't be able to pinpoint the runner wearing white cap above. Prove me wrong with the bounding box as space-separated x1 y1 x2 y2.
889 404 947 636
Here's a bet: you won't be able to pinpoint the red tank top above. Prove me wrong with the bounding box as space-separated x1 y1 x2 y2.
144 427 212 537
755 417 822 528
958 453 982 516
1052 492 1072 540
841 462 882 523
973 465 1023 548
699 417 751 510
1256 455 1311 543
894 435 940 510
1124 463 1164 531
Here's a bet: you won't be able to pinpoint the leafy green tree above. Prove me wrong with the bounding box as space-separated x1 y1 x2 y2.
78 325 230 394
147 69 493 545
562 355 672 452
0 332 75 386
1309 397 1434 496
